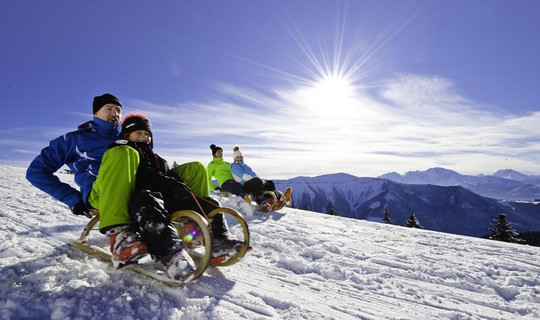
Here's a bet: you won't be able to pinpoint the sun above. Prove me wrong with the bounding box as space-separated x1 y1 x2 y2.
298 74 357 117
313 75 355 103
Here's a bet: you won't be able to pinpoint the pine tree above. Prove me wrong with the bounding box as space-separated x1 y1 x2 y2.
326 202 338 216
172 161 179 168
405 212 423 229
383 208 393 224
488 213 524 243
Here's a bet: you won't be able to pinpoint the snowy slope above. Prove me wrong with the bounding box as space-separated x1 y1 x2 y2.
1 165 539 320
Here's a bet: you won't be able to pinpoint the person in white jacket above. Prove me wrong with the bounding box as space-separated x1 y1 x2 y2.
230 146 283 211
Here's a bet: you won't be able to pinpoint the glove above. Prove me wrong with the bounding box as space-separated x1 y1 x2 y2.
71 201 92 218
214 186 221 191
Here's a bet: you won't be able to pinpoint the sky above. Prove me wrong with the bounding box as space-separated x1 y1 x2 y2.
2 165 540 319
1 0 540 179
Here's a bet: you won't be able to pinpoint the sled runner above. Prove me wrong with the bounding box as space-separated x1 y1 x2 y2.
70 206 250 286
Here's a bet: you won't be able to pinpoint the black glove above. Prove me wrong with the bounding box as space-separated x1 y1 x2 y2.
71 201 92 218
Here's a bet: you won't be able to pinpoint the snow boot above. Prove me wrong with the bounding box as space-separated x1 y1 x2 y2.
163 248 196 282
210 237 244 265
284 187 292 204
107 225 149 268
255 192 276 213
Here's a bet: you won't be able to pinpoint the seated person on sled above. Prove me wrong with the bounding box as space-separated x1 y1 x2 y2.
230 146 287 211
96 113 243 281
207 144 245 196
25 94 241 283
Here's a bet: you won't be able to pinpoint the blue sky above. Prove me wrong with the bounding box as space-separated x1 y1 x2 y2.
1 0 539 178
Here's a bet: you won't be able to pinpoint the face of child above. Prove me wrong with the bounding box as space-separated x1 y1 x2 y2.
127 130 152 144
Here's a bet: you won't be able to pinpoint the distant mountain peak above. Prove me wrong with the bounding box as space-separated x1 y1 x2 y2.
493 169 525 178
282 172 363 184
378 167 540 200
425 167 460 174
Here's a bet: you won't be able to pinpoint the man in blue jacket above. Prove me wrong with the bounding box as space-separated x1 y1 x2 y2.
26 93 123 217
26 94 151 268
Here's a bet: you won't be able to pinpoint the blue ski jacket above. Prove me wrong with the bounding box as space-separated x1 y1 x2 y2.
230 160 258 185
26 117 121 208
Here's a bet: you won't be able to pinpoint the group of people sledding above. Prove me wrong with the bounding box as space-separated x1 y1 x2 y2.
207 144 289 212
25 93 288 284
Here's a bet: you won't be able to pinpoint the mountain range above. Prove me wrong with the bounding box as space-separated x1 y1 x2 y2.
274 168 540 238
379 167 540 201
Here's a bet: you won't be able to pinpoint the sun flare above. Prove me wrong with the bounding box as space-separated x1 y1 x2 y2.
314 75 354 102
299 74 358 117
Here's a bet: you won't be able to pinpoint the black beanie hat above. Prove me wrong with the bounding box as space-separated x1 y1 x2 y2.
210 144 223 156
122 113 152 139
93 93 122 114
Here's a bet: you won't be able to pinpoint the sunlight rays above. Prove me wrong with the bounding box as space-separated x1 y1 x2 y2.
126 4 540 178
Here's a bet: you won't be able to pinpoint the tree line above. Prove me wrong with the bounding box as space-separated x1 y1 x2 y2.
382 208 538 246
293 200 538 247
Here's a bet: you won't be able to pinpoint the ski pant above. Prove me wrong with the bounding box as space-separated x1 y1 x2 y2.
168 193 230 239
221 179 245 196
170 162 210 197
158 179 230 239
88 145 213 232
128 189 182 261
243 177 276 202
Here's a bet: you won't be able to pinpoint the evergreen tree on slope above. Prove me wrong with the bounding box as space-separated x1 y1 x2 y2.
488 213 524 243
405 212 423 229
383 208 393 224
326 202 338 216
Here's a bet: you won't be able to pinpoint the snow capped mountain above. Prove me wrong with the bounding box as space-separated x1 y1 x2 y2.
2 165 540 319
493 169 540 188
380 167 465 185
379 167 540 200
275 172 540 237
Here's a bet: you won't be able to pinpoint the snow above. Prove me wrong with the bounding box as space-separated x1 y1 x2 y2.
1 165 540 320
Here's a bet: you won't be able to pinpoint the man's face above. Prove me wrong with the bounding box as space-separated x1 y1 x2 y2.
95 104 122 123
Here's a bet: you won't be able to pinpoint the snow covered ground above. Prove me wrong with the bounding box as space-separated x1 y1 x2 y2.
1 165 539 319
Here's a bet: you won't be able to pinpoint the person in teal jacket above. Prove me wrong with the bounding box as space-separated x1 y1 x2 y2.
230 146 280 211
207 144 245 196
